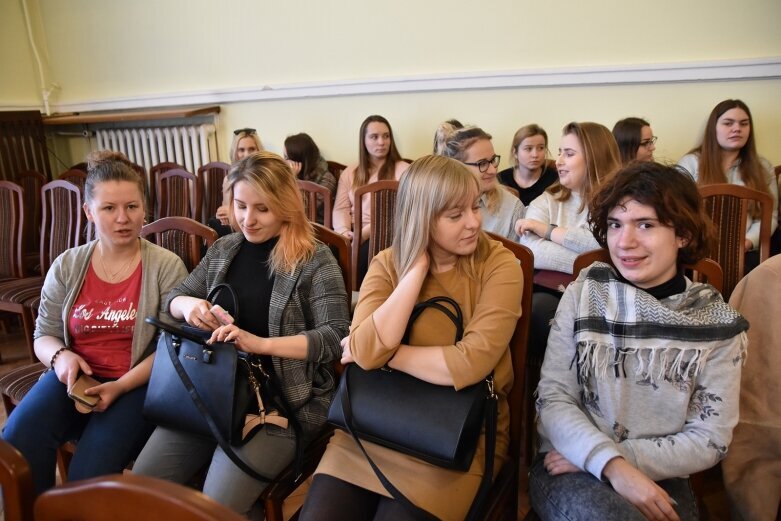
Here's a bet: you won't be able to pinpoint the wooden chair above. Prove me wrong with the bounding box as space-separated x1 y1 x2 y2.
197 161 230 225
312 222 351 296
0 440 34 521
699 183 772 300
0 180 83 361
16 170 45 273
326 160 346 182
149 161 186 218
58 169 87 192
298 180 333 229
351 180 399 290
69 161 88 173
34 474 245 521
479 233 534 520
140 216 218 272
156 168 201 222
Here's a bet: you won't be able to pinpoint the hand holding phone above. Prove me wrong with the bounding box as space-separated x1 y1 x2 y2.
68 373 100 413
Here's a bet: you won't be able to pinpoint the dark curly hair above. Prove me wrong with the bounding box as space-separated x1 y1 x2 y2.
588 162 714 265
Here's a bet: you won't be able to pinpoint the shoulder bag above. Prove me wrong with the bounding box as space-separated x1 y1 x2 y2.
143 284 303 482
327 296 498 520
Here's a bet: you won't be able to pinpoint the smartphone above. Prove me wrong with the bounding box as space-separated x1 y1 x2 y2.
210 304 235 326
68 374 100 409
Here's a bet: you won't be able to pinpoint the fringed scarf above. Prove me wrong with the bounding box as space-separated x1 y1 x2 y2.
572 262 748 385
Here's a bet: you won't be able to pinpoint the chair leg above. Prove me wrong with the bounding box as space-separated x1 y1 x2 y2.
57 442 76 483
264 497 285 521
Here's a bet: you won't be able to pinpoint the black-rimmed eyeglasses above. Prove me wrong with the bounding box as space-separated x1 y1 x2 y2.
233 128 257 136
640 136 658 148
463 155 500 173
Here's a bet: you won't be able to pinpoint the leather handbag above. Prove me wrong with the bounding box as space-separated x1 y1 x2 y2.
327 296 498 520
143 284 303 482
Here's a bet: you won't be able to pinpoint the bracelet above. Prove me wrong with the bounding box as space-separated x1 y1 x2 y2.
49 346 69 370
544 223 558 241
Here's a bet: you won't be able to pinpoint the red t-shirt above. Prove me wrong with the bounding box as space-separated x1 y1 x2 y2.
68 261 142 378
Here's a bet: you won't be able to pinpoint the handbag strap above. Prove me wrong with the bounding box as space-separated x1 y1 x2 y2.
207 282 239 317
345 296 497 520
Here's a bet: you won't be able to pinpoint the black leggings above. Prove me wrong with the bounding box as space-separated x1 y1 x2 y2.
299 474 418 521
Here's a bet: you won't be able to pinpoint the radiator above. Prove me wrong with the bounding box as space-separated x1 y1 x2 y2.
94 124 216 176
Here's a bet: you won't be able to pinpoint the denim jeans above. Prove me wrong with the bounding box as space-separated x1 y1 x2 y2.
2 370 154 495
529 453 699 521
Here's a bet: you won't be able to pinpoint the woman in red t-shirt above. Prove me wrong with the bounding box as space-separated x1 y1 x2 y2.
3 151 187 495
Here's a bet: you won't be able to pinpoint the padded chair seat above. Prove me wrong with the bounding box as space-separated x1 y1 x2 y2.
0 277 44 306
0 362 46 413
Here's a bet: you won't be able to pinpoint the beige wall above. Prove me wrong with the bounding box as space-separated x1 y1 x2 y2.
3 0 780 168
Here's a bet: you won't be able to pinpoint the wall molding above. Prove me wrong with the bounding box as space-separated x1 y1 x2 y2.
5 57 781 114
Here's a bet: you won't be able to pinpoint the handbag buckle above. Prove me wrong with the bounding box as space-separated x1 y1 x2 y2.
202 349 213 364
486 375 496 400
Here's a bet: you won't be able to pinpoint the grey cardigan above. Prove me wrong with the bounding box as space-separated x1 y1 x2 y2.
35 239 188 367
165 233 351 438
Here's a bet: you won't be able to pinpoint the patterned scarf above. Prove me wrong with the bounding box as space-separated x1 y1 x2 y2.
572 262 748 384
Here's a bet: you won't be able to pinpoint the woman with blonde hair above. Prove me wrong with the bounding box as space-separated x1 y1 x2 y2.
209 128 266 236
300 155 523 521
678 99 778 269
439 123 525 241
498 124 558 206
134 151 350 516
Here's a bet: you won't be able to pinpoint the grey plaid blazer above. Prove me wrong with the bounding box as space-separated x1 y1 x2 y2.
165 233 351 438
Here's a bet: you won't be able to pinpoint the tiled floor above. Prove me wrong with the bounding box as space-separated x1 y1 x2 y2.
0 319 732 520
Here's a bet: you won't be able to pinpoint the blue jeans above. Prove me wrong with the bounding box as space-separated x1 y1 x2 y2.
529 453 698 521
2 370 154 495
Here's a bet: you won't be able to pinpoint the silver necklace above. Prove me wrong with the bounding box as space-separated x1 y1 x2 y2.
98 242 137 282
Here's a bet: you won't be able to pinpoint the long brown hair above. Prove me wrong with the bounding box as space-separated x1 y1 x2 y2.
354 115 403 189
689 99 770 211
549 122 621 212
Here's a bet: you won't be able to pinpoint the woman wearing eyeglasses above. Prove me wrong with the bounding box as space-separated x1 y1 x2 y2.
498 124 559 206
333 115 409 285
209 128 265 237
438 122 525 242
612 117 657 164
677 99 778 269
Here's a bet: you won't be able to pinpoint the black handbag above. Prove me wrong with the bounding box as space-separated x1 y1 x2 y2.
327 296 498 520
143 284 303 482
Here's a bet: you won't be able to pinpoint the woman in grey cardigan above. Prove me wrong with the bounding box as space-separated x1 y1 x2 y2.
134 151 350 517
3 152 188 495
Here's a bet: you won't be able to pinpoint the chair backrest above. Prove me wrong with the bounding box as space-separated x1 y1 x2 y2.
0 440 34 521
573 248 724 294
156 168 201 222
699 183 772 300
486 233 533 462
16 170 45 259
58 169 87 192
149 162 186 218
34 473 244 521
352 180 399 289
298 180 333 229
0 181 25 279
326 160 346 182
40 180 83 274
197 161 230 224
313 222 352 296
140 216 218 272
